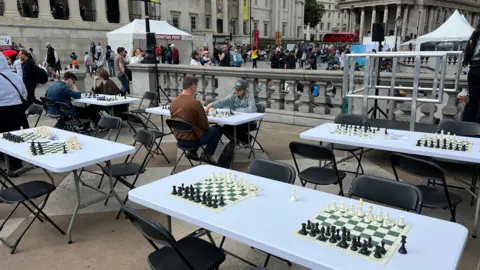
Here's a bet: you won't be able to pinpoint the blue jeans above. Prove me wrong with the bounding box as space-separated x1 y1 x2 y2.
178 126 223 156
108 60 115 76
117 75 129 94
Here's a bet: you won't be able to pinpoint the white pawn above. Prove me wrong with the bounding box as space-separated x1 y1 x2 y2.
325 204 333 213
290 188 297 202
332 200 338 211
376 208 383 223
382 212 391 228
367 205 375 221
397 216 405 227
339 201 346 213
251 186 257 197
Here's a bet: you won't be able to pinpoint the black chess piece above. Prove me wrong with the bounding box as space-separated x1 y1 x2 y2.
195 193 201 203
306 220 312 230
328 232 337 243
325 226 331 237
356 236 362 247
423 140 428 147
31 143 37 156
314 223 320 233
212 199 218 208
196 188 201 196
449 142 453 150
202 193 207 205
335 229 341 241
63 145 67 154
338 237 348 249
37 142 44 155
189 190 195 201
360 240 369 255
178 187 183 196
374 245 383 258
367 237 373 248
377 126 380 131
380 241 386 254
350 237 358 251
346 230 351 241
172 186 177 195
219 196 225 206
384 128 388 135
309 227 317 237
300 223 308 235
317 227 327 242
183 187 189 199
398 235 407 254
462 144 467 151
207 198 212 207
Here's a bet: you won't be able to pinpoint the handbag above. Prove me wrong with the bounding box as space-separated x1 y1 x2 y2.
0 72 28 110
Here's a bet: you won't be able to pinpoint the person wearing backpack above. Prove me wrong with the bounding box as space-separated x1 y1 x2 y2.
106 45 115 76
233 46 243 67
19 49 41 105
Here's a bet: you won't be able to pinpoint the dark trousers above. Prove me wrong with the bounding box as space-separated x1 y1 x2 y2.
0 104 30 170
223 122 256 144
252 58 257 68
463 67 480 122
54 106 101 129
26 86 42 105
178 126 223 156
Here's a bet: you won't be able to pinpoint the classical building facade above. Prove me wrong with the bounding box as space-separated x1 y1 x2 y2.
335 0 480 43
0 0 305 63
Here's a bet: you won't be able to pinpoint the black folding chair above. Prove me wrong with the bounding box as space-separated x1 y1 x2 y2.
122 206 226 270
124 113 170 164
166 119 215 175
248 103 266 158
104 130 156 219
327 114 368 176
435 119 480 205
0 168 65 254
349 175 423 213
219 159 295 268
26 104 44 127
130 91 160 130
56 101 92 134
78 116 123 188
391 153 463 222
41 96 61 119
289 141 346 195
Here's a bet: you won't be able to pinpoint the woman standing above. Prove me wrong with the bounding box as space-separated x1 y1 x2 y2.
251 46 258 68
463 25 480 122
0 53 29 174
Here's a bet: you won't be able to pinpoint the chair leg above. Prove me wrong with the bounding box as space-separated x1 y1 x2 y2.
263 254 271 267
104 178 119 206
170 152 185 175
353 149 365 176
97 173 106 189
450 205 457 222
155 138 171 164
470 167 478 206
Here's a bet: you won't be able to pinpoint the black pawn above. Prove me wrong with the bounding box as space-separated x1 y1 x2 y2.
31 143 37 156
219 196 225 206
356 236 362 247
63 145 67 154
314 223 320 233
325 226 331 237
367 237 373 248
183 187 189 199
398 235 407 254
195 193 201 203
360 240 369 255
300 223 308 235
346 230 351 241
317 227 327 242
350 237 358 251
309 227 317 237
335 229 341 241
201 194 207 205
329 232 337 243
207 198 212 207
212 199 218 208
172 186 177 195
178 187 183 196
189 190 195 201
306 220 312 230
380 241 386 254
374 245 383 259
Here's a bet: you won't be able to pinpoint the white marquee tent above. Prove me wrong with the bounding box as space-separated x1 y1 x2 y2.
107 19 193 64
416 10 475 50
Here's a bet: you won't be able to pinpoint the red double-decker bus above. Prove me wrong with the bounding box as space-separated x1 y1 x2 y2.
322 32 358 43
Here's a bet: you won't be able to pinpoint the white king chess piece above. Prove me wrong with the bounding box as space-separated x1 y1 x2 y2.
290 187 297 202
356 199 365 217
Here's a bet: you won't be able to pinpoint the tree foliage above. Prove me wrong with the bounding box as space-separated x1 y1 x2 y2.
304 0 325 29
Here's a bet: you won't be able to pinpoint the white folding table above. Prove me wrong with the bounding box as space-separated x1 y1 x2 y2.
146 107 265 164
0 127 135 243
300 122 480 238
73 95 140 114
129 165 468 270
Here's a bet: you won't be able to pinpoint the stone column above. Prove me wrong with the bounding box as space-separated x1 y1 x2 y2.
418 6 426 36
349 9 354 32
269 80 286 110
199 0 206 30
119 0 130 24
2 0 18 17
284 80 300 111
36 0 52 19
211 0 218 34
394 5 402 37
223 0 229 34
359 8 365 41
383 5 389 34
371 7 377 35
434 7 440 29
96 0 108 23
258 79 271 108
239 0 244 35
292 1 297 38
140 1 146 18
427 7 435 32
68 0 82 21
340 10 345 32
402 5 409 37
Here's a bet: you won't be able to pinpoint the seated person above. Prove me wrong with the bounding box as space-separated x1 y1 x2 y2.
92 68 128 118
205 79 257 145
46 71 100 129
170 76 222 162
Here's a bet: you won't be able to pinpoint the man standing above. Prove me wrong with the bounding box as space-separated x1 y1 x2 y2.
29 48 36 63
171 44 180 64
170 76 222 162
19 49 37 105
114 47 129 95
219 45 231 67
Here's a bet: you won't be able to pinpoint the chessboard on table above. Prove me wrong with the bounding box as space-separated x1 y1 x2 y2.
170 172 259 213
329 124 386 138
207 109 234 118
415 132 472 152
294 201 410 265
1 126 56 143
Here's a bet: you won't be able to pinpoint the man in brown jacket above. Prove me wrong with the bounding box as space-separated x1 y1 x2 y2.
170 76 222 161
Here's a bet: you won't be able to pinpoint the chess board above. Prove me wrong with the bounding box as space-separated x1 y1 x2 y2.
294 209 410 265
329 125 385 138
208 109 234 118
2 131 54 143
29 142 69 156
414 134 472 152
170 176 259 213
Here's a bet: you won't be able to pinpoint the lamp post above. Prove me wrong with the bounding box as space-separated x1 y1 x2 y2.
394 16 402 51
416 10 421 38
141 0 159 64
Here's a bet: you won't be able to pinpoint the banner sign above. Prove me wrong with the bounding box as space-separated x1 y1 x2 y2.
217 0 223 19
243 0 249 21
254 30 259 49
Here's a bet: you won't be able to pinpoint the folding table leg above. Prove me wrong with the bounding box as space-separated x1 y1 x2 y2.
473 193 480 238
67 169 82 244
247 123 256 159
230 126 238 169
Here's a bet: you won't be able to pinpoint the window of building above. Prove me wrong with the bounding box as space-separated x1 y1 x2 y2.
320 22 324 30
231 19 237 34
264 22 269 36
190 14 197 30
283 0 286 9
265 0 268 7
206 16 211 29
254 21 259 31
328 12 330 18
172 12 180 28
282 23 287 36
327 23 330 30
243 21 248 35
297 26 302 38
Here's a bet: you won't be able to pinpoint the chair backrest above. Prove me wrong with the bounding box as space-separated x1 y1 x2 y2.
247 159 296 184
390 153 444 180
143 91 159 107
95 116 123 141
256 103 266 113
26 104 43 116
334 114 368 126
42 96 56 107
124 112 148 131
55 101 74 117
289 141 335 161
349 175 423 213
126 129 156 169
166 119 195 132
437 119 480 138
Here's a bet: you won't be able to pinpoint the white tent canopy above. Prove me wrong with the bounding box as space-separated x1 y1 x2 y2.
107 19 193 64
416 10 475 50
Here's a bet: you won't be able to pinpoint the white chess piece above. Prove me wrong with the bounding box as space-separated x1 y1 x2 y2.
332 200 338 211
349 203 355 216
367 205 374 221
397 216 405 227
251 186 257 197
325 204 332 212
20 126 24 134
393 220 400 230
376 208 383 223
290 188 297 202
339 201 346 213
382 212 391 227
356 199 364 217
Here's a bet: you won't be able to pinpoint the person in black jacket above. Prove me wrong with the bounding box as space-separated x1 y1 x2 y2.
270 50 279 69
18 49 39 105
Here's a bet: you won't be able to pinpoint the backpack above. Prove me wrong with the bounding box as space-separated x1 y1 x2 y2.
35 66 48 84
108 50 115 61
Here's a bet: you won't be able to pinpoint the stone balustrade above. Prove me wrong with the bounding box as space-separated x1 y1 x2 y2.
129 64 467 127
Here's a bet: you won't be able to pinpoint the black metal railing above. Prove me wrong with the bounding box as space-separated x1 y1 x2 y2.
81 9 96 22
129 13 141 21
